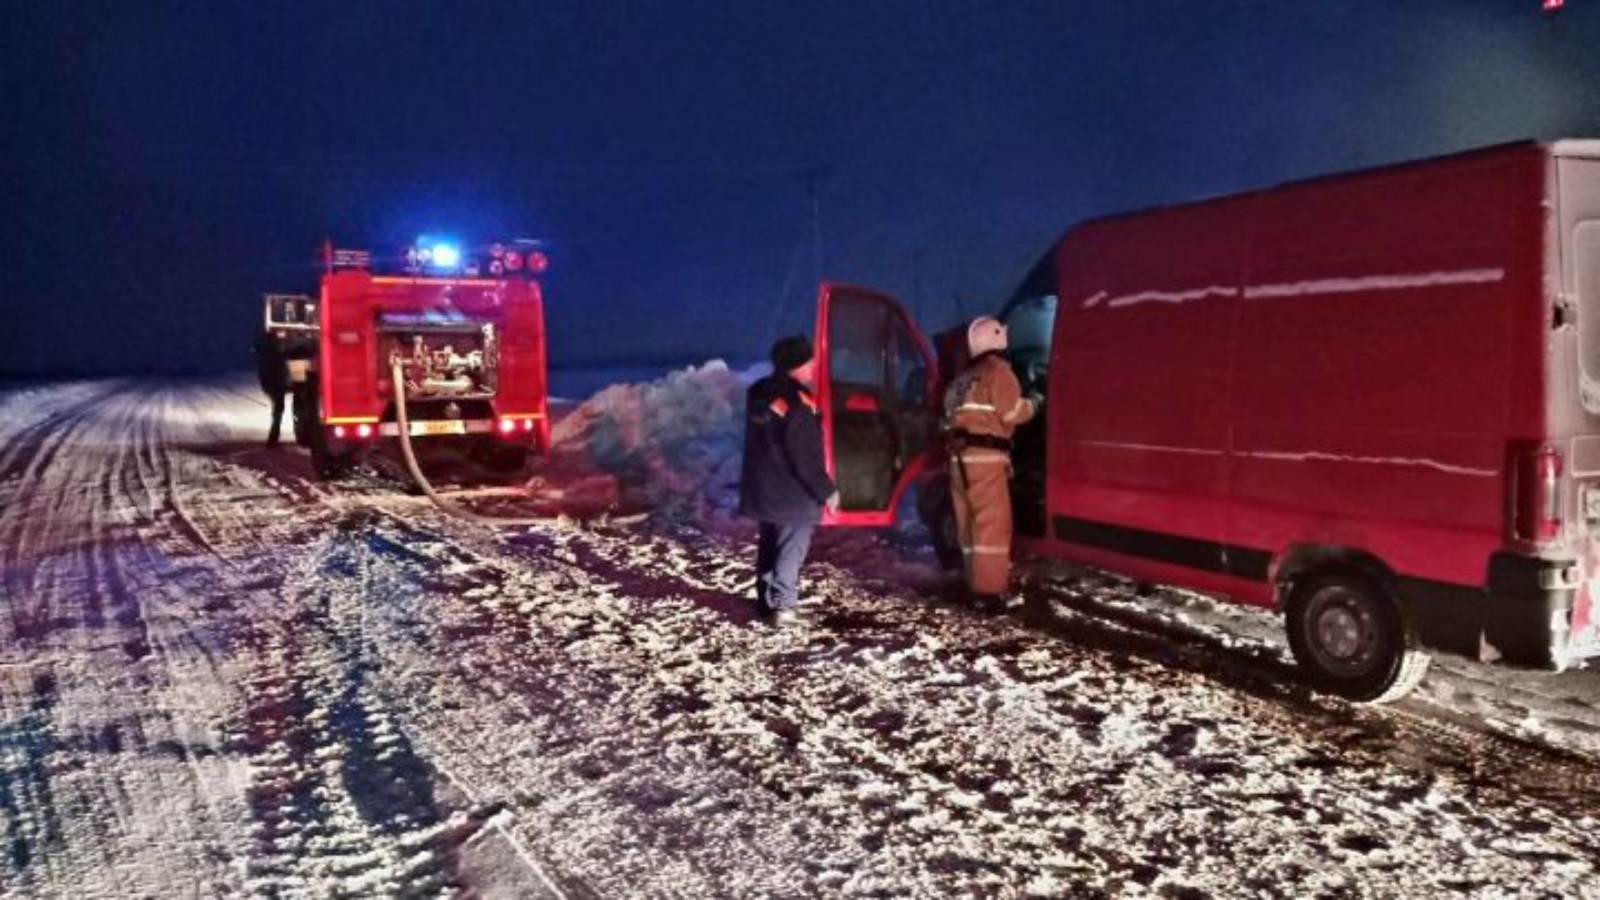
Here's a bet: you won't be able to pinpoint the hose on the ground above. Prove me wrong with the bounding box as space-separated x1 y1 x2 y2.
391 359 549 526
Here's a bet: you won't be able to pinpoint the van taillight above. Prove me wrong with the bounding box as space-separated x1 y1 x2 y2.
1514 447 1564 541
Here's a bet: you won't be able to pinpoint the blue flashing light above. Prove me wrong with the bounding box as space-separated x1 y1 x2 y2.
430 243 461 269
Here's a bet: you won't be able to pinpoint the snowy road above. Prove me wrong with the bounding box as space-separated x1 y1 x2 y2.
2 376 1599 897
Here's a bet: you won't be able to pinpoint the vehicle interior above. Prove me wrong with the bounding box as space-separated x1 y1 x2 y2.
826 289 936 512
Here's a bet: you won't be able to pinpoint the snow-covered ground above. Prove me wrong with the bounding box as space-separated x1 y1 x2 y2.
1 370 1598 897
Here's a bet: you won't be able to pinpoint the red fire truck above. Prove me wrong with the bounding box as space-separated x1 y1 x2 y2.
815 140 1600 702
282 238 552 478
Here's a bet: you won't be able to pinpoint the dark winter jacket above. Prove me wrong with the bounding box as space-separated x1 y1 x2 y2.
739 373 836 525
254 331 288 395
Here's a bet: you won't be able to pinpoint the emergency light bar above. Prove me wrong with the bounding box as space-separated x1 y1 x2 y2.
398 236 549 280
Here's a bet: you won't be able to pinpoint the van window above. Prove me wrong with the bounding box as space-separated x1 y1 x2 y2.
1578 221 1600 410
828 298 888 387
1001 255 1059 396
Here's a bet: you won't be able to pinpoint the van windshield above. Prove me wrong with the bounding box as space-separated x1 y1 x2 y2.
1001 256 1059 396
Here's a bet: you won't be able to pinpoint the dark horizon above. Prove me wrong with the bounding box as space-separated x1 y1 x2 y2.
5 1 1600 377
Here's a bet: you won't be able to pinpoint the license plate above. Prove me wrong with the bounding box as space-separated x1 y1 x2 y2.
413 420 465 436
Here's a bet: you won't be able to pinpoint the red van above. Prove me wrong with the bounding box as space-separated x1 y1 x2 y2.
816 140 1600 702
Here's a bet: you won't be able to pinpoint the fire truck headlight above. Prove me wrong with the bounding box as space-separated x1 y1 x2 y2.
430 243 461 268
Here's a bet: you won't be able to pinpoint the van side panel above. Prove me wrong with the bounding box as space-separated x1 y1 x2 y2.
1047 199 1257 591
1043 145 1553 628
1231 153 1544 588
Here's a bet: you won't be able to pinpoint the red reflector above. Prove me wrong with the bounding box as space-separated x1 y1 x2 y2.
526 251 549 274
1537 449 1563 540
1515 446 1564 541
504 251 524 272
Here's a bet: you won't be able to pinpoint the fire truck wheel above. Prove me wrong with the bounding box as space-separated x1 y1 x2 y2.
292 388 314 448
917 475 963 572
483 445 529 473
1285 570 1430 704
310 443 355 480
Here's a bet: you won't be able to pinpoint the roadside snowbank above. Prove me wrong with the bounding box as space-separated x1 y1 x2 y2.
543 360 755 522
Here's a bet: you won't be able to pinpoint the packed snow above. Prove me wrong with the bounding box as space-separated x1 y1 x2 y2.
1 370 1598 898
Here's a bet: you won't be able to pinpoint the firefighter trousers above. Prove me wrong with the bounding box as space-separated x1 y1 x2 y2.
950 452 1013 596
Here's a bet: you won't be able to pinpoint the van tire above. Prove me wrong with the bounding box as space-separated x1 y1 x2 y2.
917 475 963 571
1285 570 1430 704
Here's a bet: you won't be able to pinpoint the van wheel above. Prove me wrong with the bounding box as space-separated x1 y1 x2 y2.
917 475 963 571
1285 571 1430 704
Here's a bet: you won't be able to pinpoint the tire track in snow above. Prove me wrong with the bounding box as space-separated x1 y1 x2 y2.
6 378 1600 896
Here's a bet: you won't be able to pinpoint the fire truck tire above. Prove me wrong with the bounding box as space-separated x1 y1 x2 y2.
916 475 963 572
1285 570 1431 704
482 445 529 473
292 385 314 448
310 442 355 480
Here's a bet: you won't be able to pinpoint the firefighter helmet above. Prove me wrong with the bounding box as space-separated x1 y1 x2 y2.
967 316 1008 357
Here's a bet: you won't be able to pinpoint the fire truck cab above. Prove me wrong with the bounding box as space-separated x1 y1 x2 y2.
291 238 552 479
815 140 1600 702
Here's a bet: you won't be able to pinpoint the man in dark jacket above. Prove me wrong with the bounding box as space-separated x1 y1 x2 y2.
739 335 839 626
253 329 290 446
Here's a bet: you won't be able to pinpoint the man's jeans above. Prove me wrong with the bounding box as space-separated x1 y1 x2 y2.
755 522 815 611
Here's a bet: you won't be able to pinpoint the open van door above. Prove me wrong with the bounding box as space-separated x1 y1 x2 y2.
815 284 939 526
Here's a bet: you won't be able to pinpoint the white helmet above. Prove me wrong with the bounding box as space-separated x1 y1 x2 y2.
966 316 1008 357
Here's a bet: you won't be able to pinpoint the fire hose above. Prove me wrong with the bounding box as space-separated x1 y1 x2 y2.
390 359 548 526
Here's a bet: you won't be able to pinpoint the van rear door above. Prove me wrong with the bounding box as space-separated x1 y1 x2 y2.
815 284 939 526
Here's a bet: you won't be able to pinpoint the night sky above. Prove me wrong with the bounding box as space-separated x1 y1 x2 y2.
5 1 1600 376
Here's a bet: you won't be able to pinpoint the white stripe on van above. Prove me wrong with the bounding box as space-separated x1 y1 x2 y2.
1239 450 1497 478
1107 285 1238 309
1074 441 1495 477
1078 440 1225 457
1244 268 1505 299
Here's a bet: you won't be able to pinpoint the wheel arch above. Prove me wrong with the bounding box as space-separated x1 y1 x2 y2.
1272 544 1401 610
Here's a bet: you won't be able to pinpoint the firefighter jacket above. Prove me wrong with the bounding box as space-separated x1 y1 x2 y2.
943 351 1036 455
739 373 836 525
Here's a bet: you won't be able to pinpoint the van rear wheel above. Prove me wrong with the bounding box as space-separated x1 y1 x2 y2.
1285 571 1430 704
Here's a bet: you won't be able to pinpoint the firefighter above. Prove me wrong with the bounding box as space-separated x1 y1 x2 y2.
944 316 1039 611
253 328 290 446
739 335 840 626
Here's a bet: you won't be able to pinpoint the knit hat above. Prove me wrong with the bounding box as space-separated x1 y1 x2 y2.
770 335 815 372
